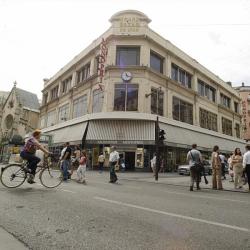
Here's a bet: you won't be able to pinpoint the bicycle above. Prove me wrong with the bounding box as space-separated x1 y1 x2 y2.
0 156 63 188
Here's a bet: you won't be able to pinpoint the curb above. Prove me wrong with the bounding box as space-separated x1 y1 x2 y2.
0 226 29 250
119 177 249 194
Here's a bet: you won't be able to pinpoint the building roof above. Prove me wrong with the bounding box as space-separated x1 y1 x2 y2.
234 85 250 92
15 88 40 110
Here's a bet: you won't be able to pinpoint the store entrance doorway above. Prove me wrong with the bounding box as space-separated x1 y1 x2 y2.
125 152 135 171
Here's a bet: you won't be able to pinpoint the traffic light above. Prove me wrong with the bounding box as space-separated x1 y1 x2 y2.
158 129 166 142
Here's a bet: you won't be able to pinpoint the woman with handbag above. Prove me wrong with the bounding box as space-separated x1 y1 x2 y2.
211 145 223 190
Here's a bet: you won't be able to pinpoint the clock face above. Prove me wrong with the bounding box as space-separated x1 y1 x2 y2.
121 71 132 81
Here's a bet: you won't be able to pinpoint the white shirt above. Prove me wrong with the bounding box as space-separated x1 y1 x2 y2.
151 156 156 168
219 154 226 163
187 149 202 166
109 151 119 162
60 147 67 160
243 151 250 167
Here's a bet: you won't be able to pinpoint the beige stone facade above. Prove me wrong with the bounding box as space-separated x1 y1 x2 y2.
40 10 245 170
234 83 250 141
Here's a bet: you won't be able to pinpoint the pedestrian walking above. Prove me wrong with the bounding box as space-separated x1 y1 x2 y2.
211 145 223 190
187 144 203 191
243 145 250 192
231 148 243 189
228 152 234 182
98 152 105 173
120 155 126 172
71 145 81 176
76 150 87 184
109 146 119 183
60 142 72 181
219 153 227 180
150 153 156 177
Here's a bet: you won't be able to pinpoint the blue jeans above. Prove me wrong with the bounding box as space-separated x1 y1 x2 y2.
20 151 40 175
62 160 70 180
99 162 104 172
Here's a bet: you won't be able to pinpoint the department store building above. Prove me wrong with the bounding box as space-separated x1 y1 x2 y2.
40 10 245 171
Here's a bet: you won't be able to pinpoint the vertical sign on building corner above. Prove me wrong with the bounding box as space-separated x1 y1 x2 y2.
242 100 247 133
97 38 108 90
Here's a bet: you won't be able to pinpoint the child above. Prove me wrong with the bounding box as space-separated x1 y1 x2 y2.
76 150 87 184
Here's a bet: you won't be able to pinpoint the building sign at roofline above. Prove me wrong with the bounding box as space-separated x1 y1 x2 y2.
86 140 155 145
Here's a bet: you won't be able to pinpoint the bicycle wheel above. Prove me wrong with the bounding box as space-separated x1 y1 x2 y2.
39 167 63 188
0 164 26 188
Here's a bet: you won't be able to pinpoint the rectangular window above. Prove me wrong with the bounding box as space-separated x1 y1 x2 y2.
116 47 140 66
235 123 240 138
114 84 138 111
171 63 192 89
220 94 231 108
47 110 56 127
150 51 164 73
92 89 104 113
222 117 232 136
172 97 193 125
76 63 90 84
61 76 72 94
199 108 217 131
234 102 239 113
198 79 216 103
43 93 48 105
73 95 87 118
151 88 164 116
40 115 46 129
50 86 58 101
58 104 70 123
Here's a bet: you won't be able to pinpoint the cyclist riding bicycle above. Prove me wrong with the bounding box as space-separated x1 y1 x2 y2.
20 129 51 184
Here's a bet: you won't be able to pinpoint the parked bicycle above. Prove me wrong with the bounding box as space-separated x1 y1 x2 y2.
0 156 63 188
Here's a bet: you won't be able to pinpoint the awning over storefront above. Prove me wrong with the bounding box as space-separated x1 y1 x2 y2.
159 122 246 152
86 120 155 145
48 122 88 144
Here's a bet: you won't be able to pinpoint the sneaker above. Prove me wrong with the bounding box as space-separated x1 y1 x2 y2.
190 186 193 191
27 174 35 184
27 179 36 184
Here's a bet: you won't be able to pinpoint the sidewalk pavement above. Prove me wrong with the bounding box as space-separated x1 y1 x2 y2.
0 226 28 250
115 171 250 193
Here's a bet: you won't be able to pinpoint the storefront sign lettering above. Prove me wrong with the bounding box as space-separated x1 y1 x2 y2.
120 17 140 32
242 100 247 130
97 38 108 85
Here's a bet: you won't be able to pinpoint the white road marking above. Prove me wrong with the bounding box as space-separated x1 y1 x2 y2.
94 196 250 233
61 189 76 193
161 190 250 204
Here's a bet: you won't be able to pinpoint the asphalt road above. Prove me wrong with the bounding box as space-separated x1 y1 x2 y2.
0 171 249 250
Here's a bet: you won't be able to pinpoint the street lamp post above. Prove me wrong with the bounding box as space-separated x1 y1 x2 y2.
155 116 160 181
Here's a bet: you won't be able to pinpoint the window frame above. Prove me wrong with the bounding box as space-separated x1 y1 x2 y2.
222 117 233 136
199 108 218 131
58 104 70 123
172 96 193 125
151 87 164 116
114 83 139 111
116 46 140 66
171 63 192 89
150 51 164 74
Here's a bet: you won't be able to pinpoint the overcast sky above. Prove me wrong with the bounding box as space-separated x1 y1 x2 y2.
0 0 250 99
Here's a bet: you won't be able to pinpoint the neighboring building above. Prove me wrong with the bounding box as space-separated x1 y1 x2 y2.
0 83 40 162
40 10 244 171
0 91 9 124
234 82 250 141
